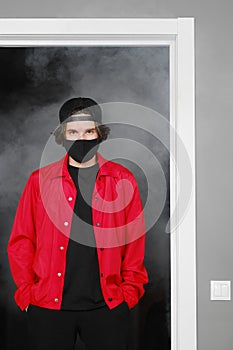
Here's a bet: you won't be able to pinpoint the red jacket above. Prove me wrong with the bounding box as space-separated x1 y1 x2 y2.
7 153 148 311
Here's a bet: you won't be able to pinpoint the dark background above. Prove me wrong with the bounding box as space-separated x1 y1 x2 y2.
0 46 170 350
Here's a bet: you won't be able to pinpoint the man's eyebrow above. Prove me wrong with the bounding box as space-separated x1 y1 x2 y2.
85 127 97 131
66 128 78 132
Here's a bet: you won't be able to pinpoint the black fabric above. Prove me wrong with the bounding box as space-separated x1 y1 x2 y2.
59 97 102 124
61 162 106 310
63 138 101 163
27 303 130 350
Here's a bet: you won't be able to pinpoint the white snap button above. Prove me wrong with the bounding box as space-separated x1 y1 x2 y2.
68 197 73 201
54 298 59 303
57 272 62 277
64 221 69 226
60 246 64 250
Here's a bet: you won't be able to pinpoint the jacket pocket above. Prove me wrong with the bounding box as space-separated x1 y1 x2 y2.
105 274 124 299
30 277 51 303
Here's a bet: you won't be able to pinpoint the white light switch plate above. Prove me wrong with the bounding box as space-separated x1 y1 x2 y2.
210 280 231 300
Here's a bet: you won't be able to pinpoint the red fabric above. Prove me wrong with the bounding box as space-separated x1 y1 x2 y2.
7 153 148 311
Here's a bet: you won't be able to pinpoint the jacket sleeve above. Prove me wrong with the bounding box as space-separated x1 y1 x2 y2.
121 173 148 309
7 172 38 311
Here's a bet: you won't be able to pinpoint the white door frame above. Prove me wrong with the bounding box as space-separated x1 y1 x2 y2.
0 18 196 350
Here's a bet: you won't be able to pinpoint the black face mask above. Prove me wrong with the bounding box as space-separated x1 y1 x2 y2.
63 138 101 163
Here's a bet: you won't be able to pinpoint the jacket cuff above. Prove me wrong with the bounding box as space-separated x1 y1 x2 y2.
14 283 32 311
121 285 144 309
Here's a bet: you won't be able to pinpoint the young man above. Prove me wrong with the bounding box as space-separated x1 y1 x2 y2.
7 97 148 350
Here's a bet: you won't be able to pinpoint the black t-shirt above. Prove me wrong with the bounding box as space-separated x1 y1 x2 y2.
61 162 106 310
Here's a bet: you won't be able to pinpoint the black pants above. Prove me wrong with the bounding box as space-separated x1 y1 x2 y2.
27 302 130 350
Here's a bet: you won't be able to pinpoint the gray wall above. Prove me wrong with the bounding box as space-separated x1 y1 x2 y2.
1 1 233 350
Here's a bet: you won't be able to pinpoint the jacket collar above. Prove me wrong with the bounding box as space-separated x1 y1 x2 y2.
54 152 117 179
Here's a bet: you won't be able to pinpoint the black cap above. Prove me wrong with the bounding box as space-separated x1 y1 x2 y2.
59 97 102 124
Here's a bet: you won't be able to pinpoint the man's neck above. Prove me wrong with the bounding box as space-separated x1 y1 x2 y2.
68 155 97 168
